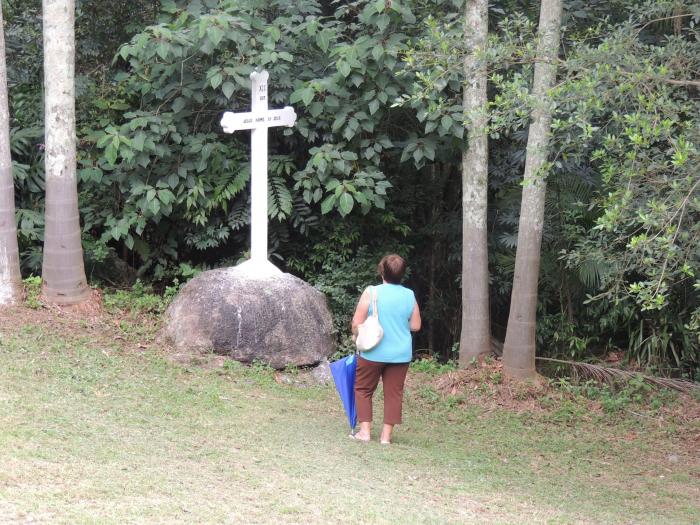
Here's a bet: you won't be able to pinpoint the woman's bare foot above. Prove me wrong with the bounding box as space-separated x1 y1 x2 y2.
379 423 394 444
352 421 372 442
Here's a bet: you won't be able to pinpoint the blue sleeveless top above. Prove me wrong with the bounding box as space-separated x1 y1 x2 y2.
360 283 416 364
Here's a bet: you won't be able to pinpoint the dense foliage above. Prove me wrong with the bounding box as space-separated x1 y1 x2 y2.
6 0 700 378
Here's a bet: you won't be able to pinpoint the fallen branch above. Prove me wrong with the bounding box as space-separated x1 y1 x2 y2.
536 357 700 394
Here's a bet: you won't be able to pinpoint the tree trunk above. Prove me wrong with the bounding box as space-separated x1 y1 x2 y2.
0 4 23 306
41 0 89 304
459 0 491 366
502 0 563 379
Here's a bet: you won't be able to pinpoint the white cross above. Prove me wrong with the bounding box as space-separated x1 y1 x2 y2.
220 70 297 267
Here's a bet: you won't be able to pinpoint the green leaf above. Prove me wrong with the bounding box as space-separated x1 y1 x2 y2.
371 45 384 62
207 26 225 47
148 198 161 216
354 192 369 205
332 114 347 132
309 102 324 118
222 82 235 99
337 60 351 78
338 192 354 216
368 99 380 115
424 144 436 161
210 72 223 89
301 87 315 106
118 45 130 61
167 173 179 189
79 167 102 183
376 14 390 32
105 144 118 165
290 88 305 104
441 115 453 131
172 97 187 113
267 26 281 42
96 134 112 148
316 30 331 53
326 179 341 191
198 18 208 38
131 132 146 152
158 189 175 205
156 42 169 60
320 195 336 214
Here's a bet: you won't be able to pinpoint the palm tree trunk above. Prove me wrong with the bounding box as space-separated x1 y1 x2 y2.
41 0 89 304
0 4 23 306
502 0 563 379
459 0 491 366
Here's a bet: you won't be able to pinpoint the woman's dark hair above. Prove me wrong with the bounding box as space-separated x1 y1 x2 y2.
378 254 406 284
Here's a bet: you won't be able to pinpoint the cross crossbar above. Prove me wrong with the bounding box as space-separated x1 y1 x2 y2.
221 107 297 133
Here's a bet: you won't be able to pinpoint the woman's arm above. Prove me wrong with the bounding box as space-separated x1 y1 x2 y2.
409 302 422 332
351 288 371 337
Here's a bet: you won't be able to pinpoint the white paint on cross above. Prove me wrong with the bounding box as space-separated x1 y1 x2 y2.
220 70 297 274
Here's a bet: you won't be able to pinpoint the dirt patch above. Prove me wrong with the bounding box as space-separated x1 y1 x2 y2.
408 359 553 413
0 299 160 355
445 361 546 409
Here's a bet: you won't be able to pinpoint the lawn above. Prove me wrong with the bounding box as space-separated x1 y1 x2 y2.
0 305 698 524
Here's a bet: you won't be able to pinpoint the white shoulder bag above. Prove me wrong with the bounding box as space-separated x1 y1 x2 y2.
356 286 384 352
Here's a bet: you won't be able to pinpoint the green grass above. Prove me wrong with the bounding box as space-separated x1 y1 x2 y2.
0 320 698 524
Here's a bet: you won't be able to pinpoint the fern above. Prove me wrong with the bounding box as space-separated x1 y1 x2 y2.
10 126 42 157
185 224 231 250
268 176 293 220
227 198 250 232
290 197 319 235
577 256 607 289
536 357 700 394
497 231 519 250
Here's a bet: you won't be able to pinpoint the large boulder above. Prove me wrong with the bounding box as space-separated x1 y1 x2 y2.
163 261 335 368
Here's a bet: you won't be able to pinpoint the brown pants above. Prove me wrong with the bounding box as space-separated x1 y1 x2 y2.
354 357 410 425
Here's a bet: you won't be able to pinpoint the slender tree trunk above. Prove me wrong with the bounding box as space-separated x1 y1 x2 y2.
428 163 439 357
41 0 89 304
459 0 490 366
0 4 23 306
502 0 563 379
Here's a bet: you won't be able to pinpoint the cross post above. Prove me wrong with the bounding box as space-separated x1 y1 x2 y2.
220 70 297 264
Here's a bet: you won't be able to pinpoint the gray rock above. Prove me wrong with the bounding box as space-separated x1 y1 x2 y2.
311 359 333 385
163 261 335 368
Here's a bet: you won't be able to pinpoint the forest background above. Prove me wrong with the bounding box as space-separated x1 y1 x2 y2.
5 0 699 379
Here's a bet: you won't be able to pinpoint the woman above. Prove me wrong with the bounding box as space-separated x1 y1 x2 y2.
350 254 421 444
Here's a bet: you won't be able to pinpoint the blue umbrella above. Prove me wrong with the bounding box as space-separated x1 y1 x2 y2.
330 353 357 431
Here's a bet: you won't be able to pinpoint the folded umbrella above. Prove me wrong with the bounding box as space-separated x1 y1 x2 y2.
330 353 357 432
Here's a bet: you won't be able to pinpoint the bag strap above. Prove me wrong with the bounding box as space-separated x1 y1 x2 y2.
371 285 379 318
